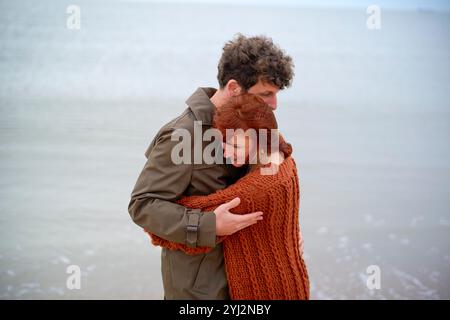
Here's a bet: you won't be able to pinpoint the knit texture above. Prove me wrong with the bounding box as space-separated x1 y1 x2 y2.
147 156 310 300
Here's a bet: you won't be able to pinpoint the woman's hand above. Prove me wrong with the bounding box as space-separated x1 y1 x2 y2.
299 228 305 258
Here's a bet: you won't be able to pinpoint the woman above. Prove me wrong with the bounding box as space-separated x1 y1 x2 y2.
148 94 309 300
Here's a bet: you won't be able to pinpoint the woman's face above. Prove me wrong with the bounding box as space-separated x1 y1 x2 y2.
222 132 256 167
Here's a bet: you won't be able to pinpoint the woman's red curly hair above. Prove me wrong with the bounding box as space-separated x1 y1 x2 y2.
213 93 292 158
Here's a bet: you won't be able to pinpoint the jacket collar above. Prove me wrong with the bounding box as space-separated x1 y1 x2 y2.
185 87 217 126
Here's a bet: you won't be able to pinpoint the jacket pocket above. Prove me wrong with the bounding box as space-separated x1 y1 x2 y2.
192 253 209 292
164 249 209 297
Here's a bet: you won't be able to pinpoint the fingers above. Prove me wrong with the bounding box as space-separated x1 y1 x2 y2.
235 211 263 231
223 197 241 210
237 219 260 232
238 221 257 232
299 238 304 257
236 211 263 221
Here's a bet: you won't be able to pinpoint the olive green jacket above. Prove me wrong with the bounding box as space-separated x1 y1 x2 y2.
128 87 247 299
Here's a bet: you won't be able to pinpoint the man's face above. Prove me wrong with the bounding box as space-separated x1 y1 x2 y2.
246 80 280 110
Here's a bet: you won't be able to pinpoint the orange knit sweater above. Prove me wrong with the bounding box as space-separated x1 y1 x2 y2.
148 157 310 300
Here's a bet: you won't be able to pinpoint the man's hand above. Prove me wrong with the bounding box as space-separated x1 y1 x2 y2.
215 197 263 236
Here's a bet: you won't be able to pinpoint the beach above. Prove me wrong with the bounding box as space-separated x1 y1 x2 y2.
0 0 449 299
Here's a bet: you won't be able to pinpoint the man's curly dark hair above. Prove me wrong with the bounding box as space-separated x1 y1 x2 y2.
217 34 294 91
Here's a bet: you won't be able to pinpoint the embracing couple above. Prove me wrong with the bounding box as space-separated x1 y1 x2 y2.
128 34 309 300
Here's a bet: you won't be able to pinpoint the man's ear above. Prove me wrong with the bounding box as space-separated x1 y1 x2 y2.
225 79 243 97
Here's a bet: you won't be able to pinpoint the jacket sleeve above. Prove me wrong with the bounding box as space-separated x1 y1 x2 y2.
156 171 258 254
177 172 258 215
128 127 216 248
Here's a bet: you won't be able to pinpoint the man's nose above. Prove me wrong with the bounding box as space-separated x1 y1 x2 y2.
266 96 277 110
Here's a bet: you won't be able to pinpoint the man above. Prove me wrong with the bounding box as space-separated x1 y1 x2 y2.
128 34 294 299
